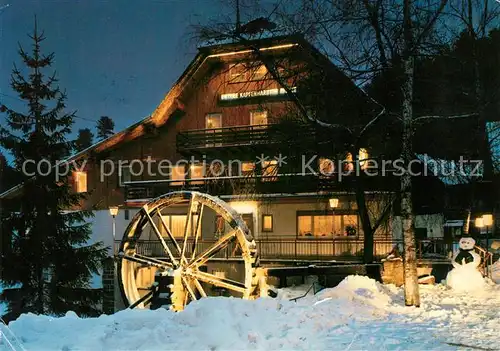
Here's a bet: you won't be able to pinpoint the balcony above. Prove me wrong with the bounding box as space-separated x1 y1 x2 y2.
123 172 393 202
114 238 453 262
176 124 317 154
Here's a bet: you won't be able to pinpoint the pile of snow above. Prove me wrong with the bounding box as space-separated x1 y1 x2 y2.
318 275 398 307
3 276 500 350
8 298 327 350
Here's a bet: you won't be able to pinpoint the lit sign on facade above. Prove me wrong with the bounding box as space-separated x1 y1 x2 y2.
220 87 297 101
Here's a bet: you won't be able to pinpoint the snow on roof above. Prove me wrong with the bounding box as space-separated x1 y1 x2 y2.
198 33 303 53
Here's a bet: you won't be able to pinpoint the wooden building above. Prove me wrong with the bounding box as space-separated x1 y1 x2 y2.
0 35 446 264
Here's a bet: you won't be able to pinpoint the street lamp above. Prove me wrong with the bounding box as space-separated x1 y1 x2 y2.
475 217 484 229
329 198 339 209
329 198 340 236
109 206 119 255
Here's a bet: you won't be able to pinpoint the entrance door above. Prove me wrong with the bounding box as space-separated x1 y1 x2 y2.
241 214 254 235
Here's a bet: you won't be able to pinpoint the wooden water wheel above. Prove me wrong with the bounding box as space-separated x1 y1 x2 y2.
117 191 262 311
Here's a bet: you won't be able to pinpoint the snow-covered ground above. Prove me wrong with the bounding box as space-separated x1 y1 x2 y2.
1 275 498 351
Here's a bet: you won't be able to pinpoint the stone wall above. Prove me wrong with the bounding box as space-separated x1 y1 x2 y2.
102 257 115 314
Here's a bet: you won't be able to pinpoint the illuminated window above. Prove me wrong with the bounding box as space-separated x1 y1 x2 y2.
359 148 369 170
229 63 247 83
343 215 358 236
318 157 335 177
297 213 358 238
345 153 354 172
160 214 200 238
250 64 268 81
313 215 337 237
250 110 268 126
345 149 369 171
262 214 273 232
241 162 255 175
171 165 186 186
205 114 222 147
171 215 188 237
205 113 222 129
189 164 205 185
74 171 87 193
261 160 278 182
230 62 268 82
298 216 312 236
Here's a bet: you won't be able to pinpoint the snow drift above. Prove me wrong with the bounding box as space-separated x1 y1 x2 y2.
2 276 499 350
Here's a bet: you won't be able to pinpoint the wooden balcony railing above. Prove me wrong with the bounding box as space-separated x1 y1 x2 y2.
124 174 336 201
123 173 397 201
114 238 455 261
176 124 318 153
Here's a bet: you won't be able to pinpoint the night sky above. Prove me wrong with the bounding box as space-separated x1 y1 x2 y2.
0 0 231 135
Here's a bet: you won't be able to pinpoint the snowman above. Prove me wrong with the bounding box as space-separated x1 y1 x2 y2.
446 236 486 292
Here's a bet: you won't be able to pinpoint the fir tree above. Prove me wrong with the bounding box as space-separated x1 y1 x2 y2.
96 116 114 140
0 152 17 193
75 128 94 152
0 22 107 317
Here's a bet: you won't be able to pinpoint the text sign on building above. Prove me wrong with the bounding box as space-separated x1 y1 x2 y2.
220 87 297 101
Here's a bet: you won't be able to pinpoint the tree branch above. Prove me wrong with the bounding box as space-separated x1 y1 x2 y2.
357 92 386 138
413 112 478 123
413 0 449 49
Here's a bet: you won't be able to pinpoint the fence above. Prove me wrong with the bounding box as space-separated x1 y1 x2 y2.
114 238 454 261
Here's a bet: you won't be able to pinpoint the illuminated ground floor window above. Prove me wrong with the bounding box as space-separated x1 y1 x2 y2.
159 214 200 238
297 212 358 238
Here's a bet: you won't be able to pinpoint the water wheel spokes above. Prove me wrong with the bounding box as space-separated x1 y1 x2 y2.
117 191 259 311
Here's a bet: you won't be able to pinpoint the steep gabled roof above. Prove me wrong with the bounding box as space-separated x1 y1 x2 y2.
91 35 307 153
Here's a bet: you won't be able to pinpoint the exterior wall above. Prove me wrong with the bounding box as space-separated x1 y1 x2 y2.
391 214 444 240
93 196 394 245
87 209 140 255
243 198 358 239
86 209 139 289
415 214 444 238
